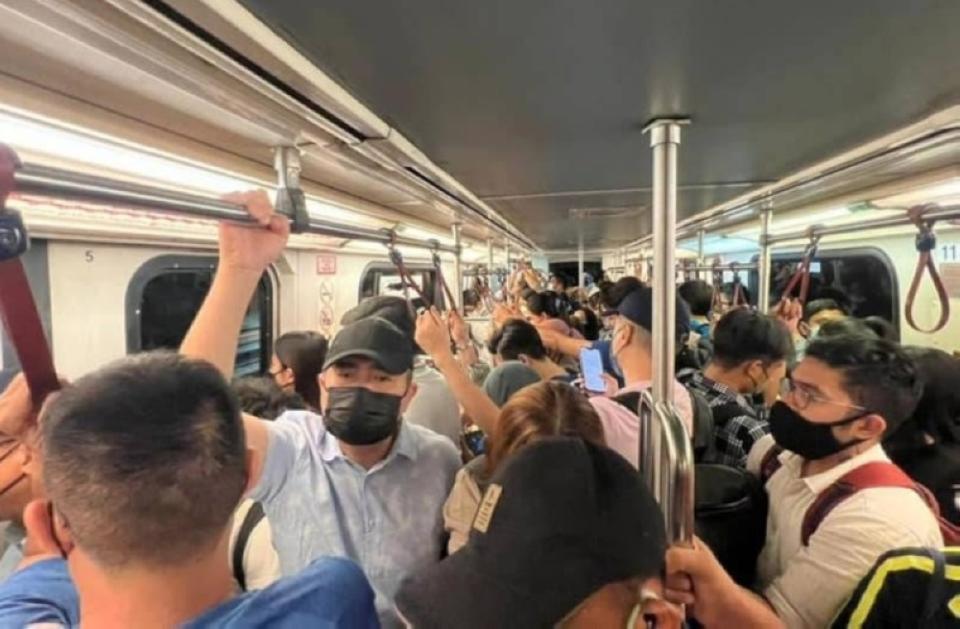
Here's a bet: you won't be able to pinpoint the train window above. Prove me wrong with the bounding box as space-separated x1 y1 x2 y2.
127 256 273 376
753 247 898 332
359 263 438 307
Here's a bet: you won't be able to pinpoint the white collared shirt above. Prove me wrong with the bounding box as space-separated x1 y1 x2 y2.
747 439 943 628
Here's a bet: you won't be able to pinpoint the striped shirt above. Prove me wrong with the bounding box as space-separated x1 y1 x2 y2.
683 371 769 469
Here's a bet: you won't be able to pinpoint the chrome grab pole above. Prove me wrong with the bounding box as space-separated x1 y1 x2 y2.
758 207 773 313
452 222 463 311
645 118 686 406
696 229 706 282
577 229 585 290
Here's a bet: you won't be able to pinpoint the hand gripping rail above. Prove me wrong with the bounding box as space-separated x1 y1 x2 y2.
636 390 695 544
905 205 950 334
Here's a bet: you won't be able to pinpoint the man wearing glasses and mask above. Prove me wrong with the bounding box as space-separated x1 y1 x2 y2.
665 334 943 629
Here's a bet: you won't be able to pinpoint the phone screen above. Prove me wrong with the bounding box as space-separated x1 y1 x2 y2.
579 348 606 393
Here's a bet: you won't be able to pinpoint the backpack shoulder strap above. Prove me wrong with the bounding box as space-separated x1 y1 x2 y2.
801 462 916 546
232 501 266 591
759 444 785 484
612 391 642 414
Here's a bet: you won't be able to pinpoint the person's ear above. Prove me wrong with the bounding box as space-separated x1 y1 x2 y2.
517 354 531 366
317 374 329 410
745 360 765 384
21 499 73 564
399 382 419 415
849 414 887 441
798 321 811 338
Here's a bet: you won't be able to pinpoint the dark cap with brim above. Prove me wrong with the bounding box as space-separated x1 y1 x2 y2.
395 437 666 628
322 317 413 375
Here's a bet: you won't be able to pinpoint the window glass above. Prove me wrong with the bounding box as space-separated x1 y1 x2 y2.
134 261 271 377
359 264 438 308
758 249 897 325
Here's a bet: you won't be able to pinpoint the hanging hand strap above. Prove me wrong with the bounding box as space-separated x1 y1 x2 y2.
710 259 725 313
430 243 458 312
781 229 821 305
730 262 747 307
0 145 59 406
384 235 428 304
904 206 950 334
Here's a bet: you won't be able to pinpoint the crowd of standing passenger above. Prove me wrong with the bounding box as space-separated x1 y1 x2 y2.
0 191 957 627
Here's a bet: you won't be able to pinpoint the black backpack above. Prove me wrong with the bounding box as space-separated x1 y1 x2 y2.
612 390 767 587
832 547 960 628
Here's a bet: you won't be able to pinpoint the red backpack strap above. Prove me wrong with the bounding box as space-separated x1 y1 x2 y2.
759 444 785 484
801 462 917 546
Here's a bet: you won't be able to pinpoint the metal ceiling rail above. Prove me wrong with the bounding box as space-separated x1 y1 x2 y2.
623 121 960 252
13 162 459 253
765 204 960 245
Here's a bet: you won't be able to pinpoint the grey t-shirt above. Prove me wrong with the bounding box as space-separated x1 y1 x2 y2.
405 357 462 445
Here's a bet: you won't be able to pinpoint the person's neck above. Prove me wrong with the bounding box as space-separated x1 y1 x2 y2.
802 439 879 477
76 547 234 629
340 434 396 470
702 363 750 395
620 350 653 385
531 359 567 380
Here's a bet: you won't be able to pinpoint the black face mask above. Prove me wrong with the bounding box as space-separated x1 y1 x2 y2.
769 401 868 460
323 387 404 446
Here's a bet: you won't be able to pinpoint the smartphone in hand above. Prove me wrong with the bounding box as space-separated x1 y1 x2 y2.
579 347 606 394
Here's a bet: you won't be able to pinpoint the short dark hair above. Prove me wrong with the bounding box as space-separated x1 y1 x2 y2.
805 335 920 434
489 319 547 361
711 309 793 369
678 280 713 317
901 347 960 445
601 277 644 310
862 316 898 342
804 298 847 321
274 331 328 409
816 318 878 340
42 352 246 567
232 376 306 420
550 274 569 290
525 291 563 319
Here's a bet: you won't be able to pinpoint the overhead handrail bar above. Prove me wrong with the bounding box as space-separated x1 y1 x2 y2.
623 125 960 252
13 162 460 253
765 204 960 246
904 205 950 334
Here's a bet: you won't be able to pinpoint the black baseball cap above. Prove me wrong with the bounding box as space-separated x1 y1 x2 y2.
322 317 413 375
395 437 666 628
616 285 691 341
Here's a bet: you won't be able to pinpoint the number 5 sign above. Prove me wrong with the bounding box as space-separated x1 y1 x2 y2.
316 254 337 275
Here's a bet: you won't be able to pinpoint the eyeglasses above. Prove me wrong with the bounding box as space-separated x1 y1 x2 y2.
779 377 868 412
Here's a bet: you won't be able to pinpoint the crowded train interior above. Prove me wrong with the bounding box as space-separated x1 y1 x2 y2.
0 1 959 627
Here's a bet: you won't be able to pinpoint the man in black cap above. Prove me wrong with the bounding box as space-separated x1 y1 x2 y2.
395 437 681 628
341 296 461 445
587 285 695 468
180 191 460 627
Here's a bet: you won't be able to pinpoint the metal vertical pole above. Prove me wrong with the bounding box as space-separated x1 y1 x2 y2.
577 230 585 290
758 208 773 313
646 119 685 406
452 223 464 311
487 238 495 270
696 229 706 282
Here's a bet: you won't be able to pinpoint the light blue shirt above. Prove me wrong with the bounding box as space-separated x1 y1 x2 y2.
251 410 461 628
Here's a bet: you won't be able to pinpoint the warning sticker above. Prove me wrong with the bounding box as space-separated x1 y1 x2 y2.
472 484 503 533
